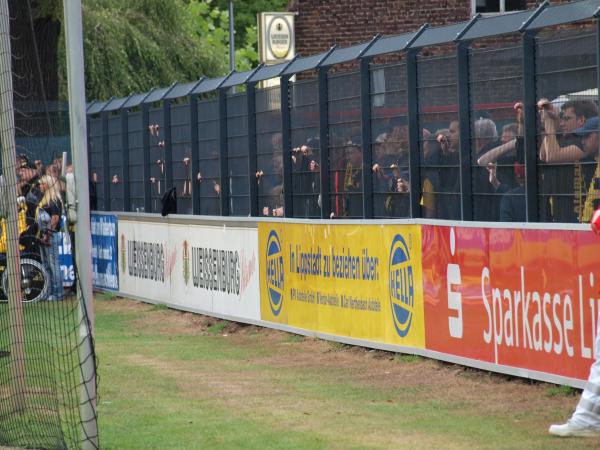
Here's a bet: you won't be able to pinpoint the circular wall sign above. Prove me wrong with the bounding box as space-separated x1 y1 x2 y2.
267 16 292 59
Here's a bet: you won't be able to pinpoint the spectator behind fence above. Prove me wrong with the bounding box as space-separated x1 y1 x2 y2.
435 121 461 220
501 123 518 144
472 117 502 221
372 117 409 217
574 117 600 222
420 129 441 218
488 162 526 222
538 98 598 222
333 139 362 218
258 151 284 217
37 175 64 301
291 137 320 217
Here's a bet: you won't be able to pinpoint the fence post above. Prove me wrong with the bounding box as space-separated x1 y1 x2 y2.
121 107 130 211
281 75 293 217
101 110 110 211
218 88 230 216
247 82 258 216
360 57 373 219
318 66 331 219
163 99 173 192
456 41 473 221
142 102 152 213
190 94 200 215
522 31 539 222
406 49 422 219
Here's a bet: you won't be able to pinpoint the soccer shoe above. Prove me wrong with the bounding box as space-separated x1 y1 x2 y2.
549 421 600 437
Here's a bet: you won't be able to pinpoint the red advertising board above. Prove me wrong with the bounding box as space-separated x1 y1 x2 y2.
423 225 600 381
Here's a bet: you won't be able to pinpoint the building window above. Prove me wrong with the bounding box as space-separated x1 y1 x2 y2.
473 0 526 15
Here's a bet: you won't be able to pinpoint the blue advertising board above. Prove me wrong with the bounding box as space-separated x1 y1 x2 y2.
91 214 118 290
59 216 74 287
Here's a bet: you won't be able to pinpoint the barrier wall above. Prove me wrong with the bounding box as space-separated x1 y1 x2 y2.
92 212 599 388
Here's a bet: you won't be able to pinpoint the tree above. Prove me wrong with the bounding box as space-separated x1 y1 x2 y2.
70 0 229 100
12 0 267 103
212 0 290 50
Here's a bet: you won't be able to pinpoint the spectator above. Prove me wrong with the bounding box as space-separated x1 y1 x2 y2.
37 175 64 301
333 140 362 218
538 98 598 222
372 117 410 217
90 172 98 211
472 117 502 221
501 123 518 144
420 129 441 218
291 137 320 217
435 121 461 220
258 152 284 217
575 117 600 222
489 162 526 222
477 104 523 167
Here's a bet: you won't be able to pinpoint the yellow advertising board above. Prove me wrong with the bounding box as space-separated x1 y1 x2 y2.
259 222 424 348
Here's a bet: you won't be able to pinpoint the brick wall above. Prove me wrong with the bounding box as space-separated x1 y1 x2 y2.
286 0 558 57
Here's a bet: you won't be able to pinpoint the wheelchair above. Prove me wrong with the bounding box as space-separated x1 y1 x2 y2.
0 227 50 304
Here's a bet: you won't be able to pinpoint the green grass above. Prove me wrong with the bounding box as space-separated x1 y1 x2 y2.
90 299 600 450
283 334 305 344
546 385 580 397
395 353 422 363
206 321 227 334
0 300 84 449
96 291 118 302
150 303 168 311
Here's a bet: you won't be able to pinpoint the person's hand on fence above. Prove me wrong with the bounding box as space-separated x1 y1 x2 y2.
309 160 319 172
213 181 220 196
273 207 284 217
487 163 500 190
372 163 381 174
437 133 449 153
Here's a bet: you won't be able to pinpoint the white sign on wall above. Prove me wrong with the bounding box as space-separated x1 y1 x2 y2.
118 219 260 321
258 12 295 64
258 12 296 89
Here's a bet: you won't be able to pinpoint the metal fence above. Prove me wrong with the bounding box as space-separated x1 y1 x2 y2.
87 0 600 223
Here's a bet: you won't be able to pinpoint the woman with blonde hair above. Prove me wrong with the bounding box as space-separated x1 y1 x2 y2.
37 175 63 301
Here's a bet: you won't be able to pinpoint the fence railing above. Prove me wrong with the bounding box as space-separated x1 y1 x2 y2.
87 0 600 223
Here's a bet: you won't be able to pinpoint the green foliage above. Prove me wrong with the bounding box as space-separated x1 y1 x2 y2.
213 0 290 49
58 0 229 100
53 0 278 100
185 0 258 72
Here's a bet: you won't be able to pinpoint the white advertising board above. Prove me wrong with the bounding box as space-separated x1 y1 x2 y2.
118 220 172 302
118 219 260 321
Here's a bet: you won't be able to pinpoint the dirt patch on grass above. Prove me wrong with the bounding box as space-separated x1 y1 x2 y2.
96 295 265 336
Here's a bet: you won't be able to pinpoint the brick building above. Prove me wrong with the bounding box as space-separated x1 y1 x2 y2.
287 0 561 56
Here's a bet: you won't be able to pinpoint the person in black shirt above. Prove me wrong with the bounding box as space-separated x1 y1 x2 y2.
538 98 598 222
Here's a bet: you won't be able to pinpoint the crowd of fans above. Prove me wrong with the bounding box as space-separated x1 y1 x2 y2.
248 94 599 222
13 155 89 301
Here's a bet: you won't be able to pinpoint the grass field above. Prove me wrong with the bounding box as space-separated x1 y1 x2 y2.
95 296 599 450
